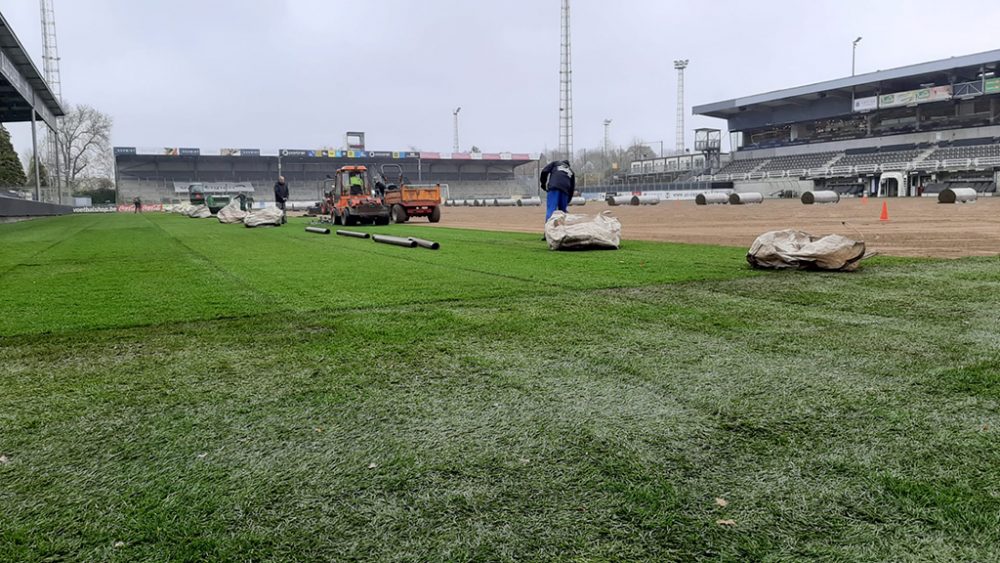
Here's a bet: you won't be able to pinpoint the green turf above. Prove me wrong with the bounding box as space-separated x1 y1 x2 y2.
1 213 998 561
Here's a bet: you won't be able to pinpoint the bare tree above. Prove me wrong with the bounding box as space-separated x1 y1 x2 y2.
56 104 113 190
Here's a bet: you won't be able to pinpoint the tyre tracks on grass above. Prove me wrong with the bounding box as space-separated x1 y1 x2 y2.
0 215 99 280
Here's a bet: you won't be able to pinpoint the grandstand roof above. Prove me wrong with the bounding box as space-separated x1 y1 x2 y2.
694 48 1000 118
0 11 65 129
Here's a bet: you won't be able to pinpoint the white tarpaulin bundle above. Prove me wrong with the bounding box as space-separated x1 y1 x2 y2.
244 206 284 228
544 210 621 250
173 203 193 215
187 204 212 219
217 199 248 224
747 229 867 271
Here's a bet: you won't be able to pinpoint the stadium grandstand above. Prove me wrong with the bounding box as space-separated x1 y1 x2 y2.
689 49 1000 197
0 11 67 216
114 141 540 205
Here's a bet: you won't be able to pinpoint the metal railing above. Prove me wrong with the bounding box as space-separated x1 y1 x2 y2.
701 156 1000 181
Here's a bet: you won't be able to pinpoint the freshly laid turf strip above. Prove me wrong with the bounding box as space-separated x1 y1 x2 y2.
1 214 998 561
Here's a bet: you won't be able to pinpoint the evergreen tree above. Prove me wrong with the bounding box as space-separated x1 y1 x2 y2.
0 125 26 186
26 153 49 187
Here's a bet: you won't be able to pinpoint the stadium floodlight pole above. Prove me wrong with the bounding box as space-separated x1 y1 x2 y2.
452 107 461 153
673 59 689 153
40 0 63 201
559 0 573 162
852 37 862 76
603 119 612 158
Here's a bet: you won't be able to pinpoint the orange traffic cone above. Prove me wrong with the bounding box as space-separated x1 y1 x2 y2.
879 201 889 222
861 192 869 204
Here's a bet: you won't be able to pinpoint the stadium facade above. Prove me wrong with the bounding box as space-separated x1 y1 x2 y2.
688 49 1000 197
114 146 541 204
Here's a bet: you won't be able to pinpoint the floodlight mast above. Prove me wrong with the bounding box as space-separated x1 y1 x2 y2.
674 59 689 153
603 119 612 158
452 107 461 153
559 0 573 162
40 0 63 203
852 36 862 76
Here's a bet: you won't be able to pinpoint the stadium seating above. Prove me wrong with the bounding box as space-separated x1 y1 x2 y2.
716 157 769 176
834 145 923 169
924 138 1000 161
755 152 840 174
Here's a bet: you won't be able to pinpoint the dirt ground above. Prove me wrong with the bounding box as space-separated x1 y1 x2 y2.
415 197 1000 258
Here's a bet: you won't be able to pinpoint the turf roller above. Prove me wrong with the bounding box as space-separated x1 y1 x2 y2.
408 237 441 250
336 229 370 239
630 195 660 206
305 226 331 234
801 190 840 205
372 234 418 248
696 192 729 205
729 192 764 205
938 187 977 204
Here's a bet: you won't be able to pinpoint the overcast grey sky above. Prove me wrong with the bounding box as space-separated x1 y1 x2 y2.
5 0 1000 157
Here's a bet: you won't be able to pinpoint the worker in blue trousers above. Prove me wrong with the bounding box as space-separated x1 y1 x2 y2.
539 159 576 224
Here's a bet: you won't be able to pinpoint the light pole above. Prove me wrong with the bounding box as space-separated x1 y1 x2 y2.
452 107 461 153
603 119 612 158
852 37 862 76
673 59 689 153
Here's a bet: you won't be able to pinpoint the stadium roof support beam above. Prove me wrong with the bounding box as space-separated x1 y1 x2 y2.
0 11 66 201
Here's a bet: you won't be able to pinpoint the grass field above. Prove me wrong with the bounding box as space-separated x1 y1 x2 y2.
1 213 999 562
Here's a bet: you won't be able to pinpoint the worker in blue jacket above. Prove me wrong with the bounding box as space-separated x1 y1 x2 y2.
539 159 575 222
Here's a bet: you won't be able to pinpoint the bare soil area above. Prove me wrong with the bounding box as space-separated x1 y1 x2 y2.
417 198 1000 258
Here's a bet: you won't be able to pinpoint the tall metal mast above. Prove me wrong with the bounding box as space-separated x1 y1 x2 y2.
673 59 688 153
603 119 612 158
452 107 461 153
40 0 63 200
559 0 573 161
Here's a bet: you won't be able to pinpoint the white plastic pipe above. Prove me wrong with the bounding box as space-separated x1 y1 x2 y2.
801 190 840 204
729 192 764 205
630 195 660 205
695 192 729 205
938 187 977 204
606 195 632 206
570 197 586 206
518 197 542 206
493 198 517 206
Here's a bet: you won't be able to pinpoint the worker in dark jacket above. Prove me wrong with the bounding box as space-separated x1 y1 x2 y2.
540 160 575 222
273 176 289 224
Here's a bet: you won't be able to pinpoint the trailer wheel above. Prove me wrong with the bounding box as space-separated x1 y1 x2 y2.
391 204 408 224
332 209 342 225
342 208 355 226
428 206 441 223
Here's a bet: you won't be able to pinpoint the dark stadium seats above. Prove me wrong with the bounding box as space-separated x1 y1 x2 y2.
835 146 923 169
715 157 769 176
709 136 1000 183
755 151 839 174
925 140 1000 162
